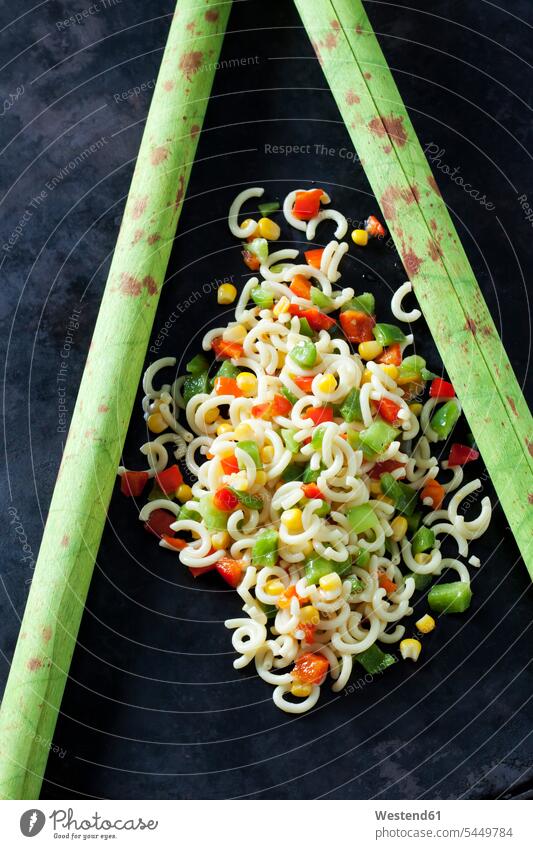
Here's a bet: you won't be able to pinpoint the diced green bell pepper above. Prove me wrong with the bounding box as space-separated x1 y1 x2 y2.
258 200 280 217
346 503 379 534
259 602 278 620
341 292 375 315
398 354 426 381
216 359 240 379
355 547 371 568
311 426 326 450
428 581 472 613
281 462 304 482
430 399 460 440
289 339 317 368
311 287 333 310
198 495 228 531
355 644 396 674
247 237 268 263
403 571 432 591
185 353 209 375
407 511 422 533
298 317 314 338
411 526 435 555
237 440 263 469
340 387 362 423
421 367 438 381
304 555 351 586
228 488 264 511
148 482 176 502
251 286 274 309
302 462 325 484
373 322 406 346
348 575 365 593
346 429 362 450
359 421 399 456
380 473 418 516
302 497 330 518
183 371 210 405
252 529 278 568
178 503 202 521
280 386 298 406
281 428 299 453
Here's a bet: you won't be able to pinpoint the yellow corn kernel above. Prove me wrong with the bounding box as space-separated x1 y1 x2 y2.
255 470 267 486
319 572 342 593
265 578 285 596
211 531 231 550
204 407 220 424
375 494 395 506
231 471 248 491
351 228 369 247
317 373 337 393
147 412 167 434
176 484 193 503
223 323 247 343
301 540 314 557
416 614 436 634
379 364 399 381
281 508 303 533
277 350 286 367
241 218 259 238
236 371 257 396
260 445 274 464
361 368 373 384
358 340 383 361
414 552 432 565
390 516 408 542
217 283 237 305
234 422 253 440
409 402 423 417
273 295 290 318
400 638 422 661
257 217 281 241
291 681 313 698
369 479 382 495
216 421 233 436
300 605 320 625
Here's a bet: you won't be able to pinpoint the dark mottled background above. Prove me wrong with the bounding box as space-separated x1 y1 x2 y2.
1 0 532 800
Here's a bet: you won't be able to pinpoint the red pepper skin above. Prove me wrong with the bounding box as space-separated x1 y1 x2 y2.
300 308 336 332
302 483 324 499
374 398 401 424
212 337 244 360
221 455 239 475
214 376 243 397
213 487 239 511
155 464 183 495
300 623 317 644
365 214 386 238
293 189 324 221
306 406 334 425
304 248 324 268
292 652 329 684
430 377 455 398
448 443 480 466
216 556 243 588
368 460 405 480
242 249 260 270
189 563 217 578
339 310 375 343
120 470 149 497
376 343 402 366
293 375 315 393
272 393 292 416
144 509 176 539
162 535 187 550
290 274 312 299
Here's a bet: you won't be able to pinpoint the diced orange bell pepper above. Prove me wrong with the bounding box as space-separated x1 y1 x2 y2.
304 248 324 268
339 310 376 343
292 652 329 684
212 337 244 360
214 376 243 397
378 573 397 595
293 375 315 393
216 556 243 588
293 189 324 221
251 402 271 418
290 274 312 299
221 455 239 475
271 393 292 416
420 479 445 510
302 483 324 499
376 343 402 366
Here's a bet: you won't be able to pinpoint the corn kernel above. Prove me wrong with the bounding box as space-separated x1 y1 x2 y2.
281 508 303 533
317 373 337 393
257 217 281 241
291 681 313 698
351 228 369 247
414 552 432 565
358 340 383 361
375 494 394 506
216 421 233 436
241 218 259 238
319 572 342 593
361 368 373 384
301 540 313 557
223 323 247 343
212 531 231 550
236 371 258 396
265 578 285 596
177 484 193 503
147 412 167 434
231 471 248 491
204 407 220 424
379 364 399 381
391 515 408 542
273 296 290 318
400 638 422 661
260 445 274 464
300 605 320 625
416 614 436 634
217 283 237 305
277 350 286 367
369 479 382 495
255 470 267 486
409 402 423 417
234 422 253 440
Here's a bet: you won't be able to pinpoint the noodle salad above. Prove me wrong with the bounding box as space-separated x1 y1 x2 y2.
118 186 491 714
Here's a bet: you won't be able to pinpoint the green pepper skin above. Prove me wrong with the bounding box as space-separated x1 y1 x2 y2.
280 386 298 406
289 339 317 368
198 495 229 531
373 322 406 346
237 440 263 469
359 421 399 456
411 526 435 555
380 473 418 516
185 353 210 375
311 287 333 310
252 530 278 568
183 371 210 405
251 287 274 309
298 317 314 338
258 201 280 217
215 360 240 379
340 388 362 423
346 503 379 534
281 462 304 482
355 644 396 674
430 400 460 439
281 428 299 454
341 292 375 315
428 581 472 613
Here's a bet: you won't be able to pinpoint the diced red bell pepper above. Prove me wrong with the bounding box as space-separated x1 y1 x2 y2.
155 464 183 496
430 377 455 398
221 454 239 475
216 556 243 588
304 248 324 268
293 189 324 221
300 308 336 332
251 402 271 418
420 479 445 510
242 248 260 270
339 310 375 343
302 483 324 499
300 623 317 645
293 375 315 393
378 572 397 595
374 398 402 424
448 443 480 467
292 652 329 684
365 214 386 238
144 509 176 539
272 393 292 416
213 487 239 511
162 535 187 551
188 563 217 578
290 274 311 299
306 406 334 425
376 343 402 366
212 337 244 360
214 376 243 397
120 470 149 497
368 460 405 480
